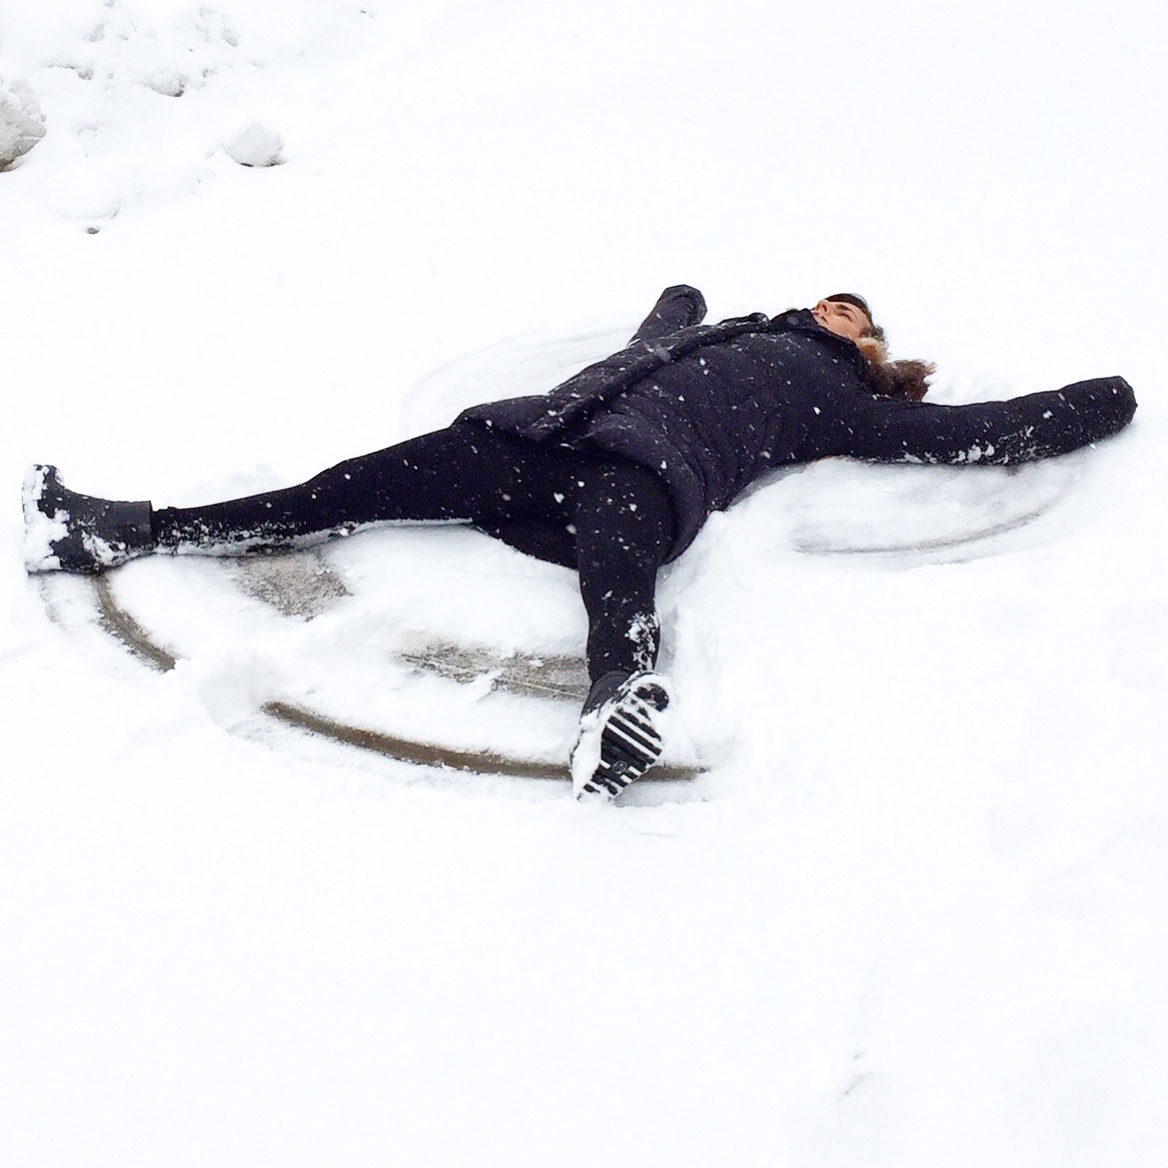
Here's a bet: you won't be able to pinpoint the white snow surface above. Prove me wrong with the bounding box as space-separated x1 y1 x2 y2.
2 1 1167 1164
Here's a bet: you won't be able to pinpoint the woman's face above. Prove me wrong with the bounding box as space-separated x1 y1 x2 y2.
811 298 871 342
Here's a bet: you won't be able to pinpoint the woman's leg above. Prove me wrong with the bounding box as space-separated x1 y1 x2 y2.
152 421 676 682
566 463 675 799
572 460 674 681
152 423 556 552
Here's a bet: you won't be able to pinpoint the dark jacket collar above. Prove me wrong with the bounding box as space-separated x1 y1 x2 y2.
770 308 867 374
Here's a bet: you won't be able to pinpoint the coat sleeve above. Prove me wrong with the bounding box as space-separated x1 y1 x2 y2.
835 376 1137 465
628 285 707 344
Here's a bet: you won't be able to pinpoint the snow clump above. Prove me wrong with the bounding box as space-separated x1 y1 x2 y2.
20 466 66 573
223 122 284 167
0 76 47 169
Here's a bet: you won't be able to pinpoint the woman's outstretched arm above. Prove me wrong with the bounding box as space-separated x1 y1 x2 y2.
627 285 707 345
838 376 1136 466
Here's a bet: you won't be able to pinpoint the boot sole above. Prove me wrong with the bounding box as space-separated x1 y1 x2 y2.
577 677 669 800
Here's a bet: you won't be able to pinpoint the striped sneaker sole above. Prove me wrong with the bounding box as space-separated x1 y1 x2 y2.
578 679 669 799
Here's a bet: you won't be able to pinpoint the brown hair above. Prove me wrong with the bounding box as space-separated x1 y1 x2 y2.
855 334 934 402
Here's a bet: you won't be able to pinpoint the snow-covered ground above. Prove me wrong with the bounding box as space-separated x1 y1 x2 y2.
2 2 1166 1164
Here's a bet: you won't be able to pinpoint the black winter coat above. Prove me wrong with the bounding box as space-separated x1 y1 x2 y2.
459 286 1137 561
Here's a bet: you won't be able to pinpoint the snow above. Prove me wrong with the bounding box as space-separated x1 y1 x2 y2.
2 0 1166 1164
222 121 283 168
20 466 67 571
0 75 46 168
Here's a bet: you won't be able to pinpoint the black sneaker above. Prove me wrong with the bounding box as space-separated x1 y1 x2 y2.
23 465 154 575
572 670 671 801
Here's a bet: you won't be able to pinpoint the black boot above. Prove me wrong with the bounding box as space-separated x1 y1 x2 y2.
23 465 154 575
571 670 671 801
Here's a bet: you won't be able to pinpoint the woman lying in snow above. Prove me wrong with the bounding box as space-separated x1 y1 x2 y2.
24 286 1136 800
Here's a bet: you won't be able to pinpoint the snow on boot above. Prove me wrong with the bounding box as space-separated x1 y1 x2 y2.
572 670 670 801
23 465 154 574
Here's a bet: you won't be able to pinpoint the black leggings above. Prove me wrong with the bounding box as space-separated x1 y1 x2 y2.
152 422 676 682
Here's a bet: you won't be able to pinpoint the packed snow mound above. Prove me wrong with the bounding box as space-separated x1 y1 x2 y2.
224 121 284 167
4 0 238 97
0 76 46 168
